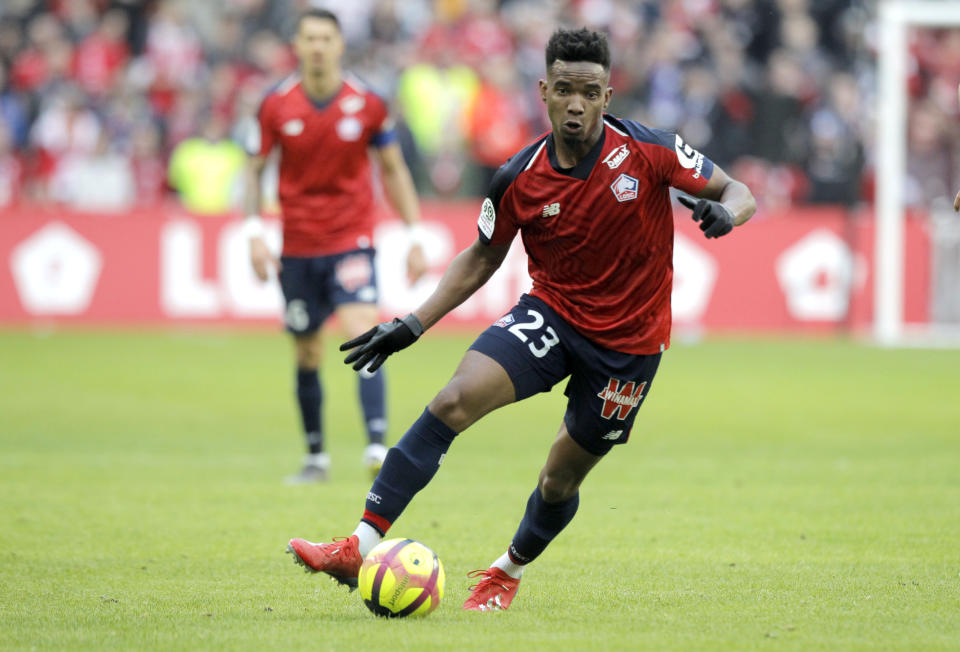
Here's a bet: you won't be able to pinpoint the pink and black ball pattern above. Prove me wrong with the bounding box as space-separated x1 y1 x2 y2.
359 538 444 618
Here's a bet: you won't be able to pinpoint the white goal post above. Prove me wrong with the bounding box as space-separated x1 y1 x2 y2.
875 0 960 346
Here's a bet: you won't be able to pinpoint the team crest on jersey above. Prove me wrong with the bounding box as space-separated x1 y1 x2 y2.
282 119 305 136
339 95 366 114
597 378 647 420
493 314 515 328
610 173 639 202
602 144 630 169
336 116 363 141
674 134 705 179
478 197 496 239
335 254 373 292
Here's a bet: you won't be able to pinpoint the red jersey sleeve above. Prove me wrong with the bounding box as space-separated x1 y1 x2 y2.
616 119 714 195
476 137 548 246
477 195 518 246
651 128 714 195
364 93 393 147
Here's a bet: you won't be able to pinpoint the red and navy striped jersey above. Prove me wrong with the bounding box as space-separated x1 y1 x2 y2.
255 75 394 256
478 115 714 354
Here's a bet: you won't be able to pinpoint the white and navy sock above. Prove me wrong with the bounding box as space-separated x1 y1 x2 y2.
492 551 524 580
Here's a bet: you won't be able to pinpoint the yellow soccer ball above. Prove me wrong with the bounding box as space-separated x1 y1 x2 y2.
358 538 445 618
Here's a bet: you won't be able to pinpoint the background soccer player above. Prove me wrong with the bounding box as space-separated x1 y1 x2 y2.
244 9 426 483
287 27 756 609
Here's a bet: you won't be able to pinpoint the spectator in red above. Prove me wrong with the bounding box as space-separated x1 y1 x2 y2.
0 121 24 207
10 13 64 92
129 119 166 205
464 55 531 194
73 9 130 97
453 0 514 65
144 0 203 85
143 0 203 117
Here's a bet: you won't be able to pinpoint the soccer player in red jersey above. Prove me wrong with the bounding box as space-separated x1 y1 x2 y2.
287 28 756 609
244 9 425 483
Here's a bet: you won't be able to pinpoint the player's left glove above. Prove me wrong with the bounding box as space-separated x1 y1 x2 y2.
340 313 424 372
678 195 736 239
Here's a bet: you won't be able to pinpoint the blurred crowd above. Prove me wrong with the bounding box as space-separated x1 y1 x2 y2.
0 0 958 214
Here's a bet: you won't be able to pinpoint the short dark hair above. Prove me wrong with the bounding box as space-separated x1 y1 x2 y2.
545 28 610 71
296 8 340 33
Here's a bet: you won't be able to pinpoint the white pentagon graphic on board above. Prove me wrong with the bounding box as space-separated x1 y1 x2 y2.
776 228 861 321
10 222 103 314
672 232 717 322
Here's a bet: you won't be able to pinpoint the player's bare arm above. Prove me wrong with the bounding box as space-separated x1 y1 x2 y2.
341 239 509 371
243 153 281 281
372 140 427 283
412 239 510 329
678 164 756 238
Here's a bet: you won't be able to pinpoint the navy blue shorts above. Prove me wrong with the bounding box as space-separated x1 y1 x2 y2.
469 294 662 456
278 249 378 335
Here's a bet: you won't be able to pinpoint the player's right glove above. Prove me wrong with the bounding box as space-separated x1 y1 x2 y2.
340 313 424 372
678 195 736 239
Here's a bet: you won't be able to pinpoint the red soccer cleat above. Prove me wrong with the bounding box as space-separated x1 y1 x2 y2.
286 535 362 590
462 567 521 611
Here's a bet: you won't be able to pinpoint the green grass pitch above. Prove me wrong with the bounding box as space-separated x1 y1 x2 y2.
1 328 958 650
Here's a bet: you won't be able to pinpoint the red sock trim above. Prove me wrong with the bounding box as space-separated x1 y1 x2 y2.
362 510 391 536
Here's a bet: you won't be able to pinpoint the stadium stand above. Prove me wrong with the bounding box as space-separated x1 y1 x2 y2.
0 0 957 210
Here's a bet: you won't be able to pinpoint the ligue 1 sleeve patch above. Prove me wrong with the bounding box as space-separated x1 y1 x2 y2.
674 134 705 179
478 197 496 239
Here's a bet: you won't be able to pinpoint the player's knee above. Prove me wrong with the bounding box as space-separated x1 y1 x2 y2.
538 471 578 504
296 349 320 368
428 384 475 432
294 336 321 367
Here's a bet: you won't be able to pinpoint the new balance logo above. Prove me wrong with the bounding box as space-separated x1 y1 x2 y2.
597 378 647 420
542 202 560 217
602 430 623 440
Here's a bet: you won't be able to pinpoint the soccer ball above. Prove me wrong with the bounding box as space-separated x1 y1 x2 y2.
358 538 445 618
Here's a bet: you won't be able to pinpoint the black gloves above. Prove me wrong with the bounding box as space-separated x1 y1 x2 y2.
678 195 736 239
340 313 424 372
